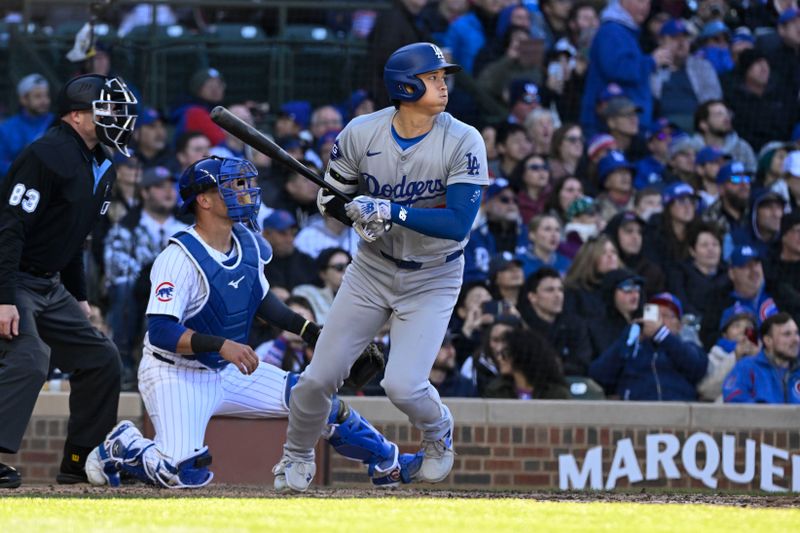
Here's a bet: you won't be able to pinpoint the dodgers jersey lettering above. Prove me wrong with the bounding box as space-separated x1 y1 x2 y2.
328 107 489 262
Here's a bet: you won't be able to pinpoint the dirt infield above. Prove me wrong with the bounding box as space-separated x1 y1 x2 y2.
5 484 800 507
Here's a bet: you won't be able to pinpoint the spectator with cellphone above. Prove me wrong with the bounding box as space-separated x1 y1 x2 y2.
487 253 526 315
448 282 495 366
723 312 800 404
589 292 708 401
459 315 523 397
587 268 643 359
697 302 759 401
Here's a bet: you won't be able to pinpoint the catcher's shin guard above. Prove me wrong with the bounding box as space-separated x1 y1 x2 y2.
145 446 214 489
326 397 416 483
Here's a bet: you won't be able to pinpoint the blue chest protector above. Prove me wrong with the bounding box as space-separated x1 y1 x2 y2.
172 224 266 369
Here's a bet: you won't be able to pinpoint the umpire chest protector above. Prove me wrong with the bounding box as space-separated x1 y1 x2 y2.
172 224 264 369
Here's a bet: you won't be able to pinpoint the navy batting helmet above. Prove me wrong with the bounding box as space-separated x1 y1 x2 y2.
383 42 461 103
57 74 138 157
179 156 261 229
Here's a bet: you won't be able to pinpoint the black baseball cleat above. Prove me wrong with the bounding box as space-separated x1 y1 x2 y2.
56 469 88 484
0 462 22 489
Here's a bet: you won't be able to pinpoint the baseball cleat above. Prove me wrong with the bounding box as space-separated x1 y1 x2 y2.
370 451 424 487
418 429 455 483
85 420 144 487
272 457 316 493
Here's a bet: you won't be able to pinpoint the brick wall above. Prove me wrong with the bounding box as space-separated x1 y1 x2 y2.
330 398 800 491
5 394 799 490
0 418 70 481
330 423 800 490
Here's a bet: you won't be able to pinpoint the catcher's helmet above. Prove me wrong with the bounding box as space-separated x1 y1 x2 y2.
383 42 461 103
57 74 138 157
179 156 261 229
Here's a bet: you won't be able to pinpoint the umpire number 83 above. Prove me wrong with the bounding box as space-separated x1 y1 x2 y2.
9 183 40 213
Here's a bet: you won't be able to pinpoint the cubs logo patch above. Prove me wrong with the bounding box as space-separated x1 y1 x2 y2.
759 298 777 321
155 281 175 302
330 140 341 161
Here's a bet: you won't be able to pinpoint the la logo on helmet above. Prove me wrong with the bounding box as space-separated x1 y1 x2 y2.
430 44 444 60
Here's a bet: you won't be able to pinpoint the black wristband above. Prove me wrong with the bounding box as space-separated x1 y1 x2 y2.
191 333 226 353
300 321 321 348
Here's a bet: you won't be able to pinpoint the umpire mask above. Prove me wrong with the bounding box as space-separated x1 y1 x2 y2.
92 77 138 157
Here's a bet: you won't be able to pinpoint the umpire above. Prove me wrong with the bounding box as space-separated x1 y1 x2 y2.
0 74 137 488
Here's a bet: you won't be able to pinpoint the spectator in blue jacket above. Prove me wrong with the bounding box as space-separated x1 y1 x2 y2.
443 0 504 75
699 244 778 349
579 0 673 136
517 214 572 278
723 312 800 404
589 292 708 401
0 74 54 177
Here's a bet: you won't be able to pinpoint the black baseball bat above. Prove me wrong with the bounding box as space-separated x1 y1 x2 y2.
210 106 351 203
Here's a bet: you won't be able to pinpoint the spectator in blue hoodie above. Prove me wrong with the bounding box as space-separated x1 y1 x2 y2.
0 74 54 177
723 312 800 404
731 189 785 259
579 0 673 136
443 0 504 75
590 292 708 401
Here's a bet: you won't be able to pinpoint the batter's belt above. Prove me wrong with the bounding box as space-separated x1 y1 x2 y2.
379 249 463 270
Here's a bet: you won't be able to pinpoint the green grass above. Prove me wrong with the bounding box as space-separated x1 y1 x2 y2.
1 498 798 532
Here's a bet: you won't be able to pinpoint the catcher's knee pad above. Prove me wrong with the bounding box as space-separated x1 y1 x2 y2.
284 371 300 406
145 446 214 489
326 398 398 473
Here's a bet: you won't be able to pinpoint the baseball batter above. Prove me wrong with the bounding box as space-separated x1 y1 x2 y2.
85 156 420 489
276 42 489 491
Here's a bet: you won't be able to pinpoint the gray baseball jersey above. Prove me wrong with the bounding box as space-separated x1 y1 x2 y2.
285 107 488 465
325 107 489 262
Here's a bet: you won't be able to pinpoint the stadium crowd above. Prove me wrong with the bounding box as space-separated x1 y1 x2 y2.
1 0 799 404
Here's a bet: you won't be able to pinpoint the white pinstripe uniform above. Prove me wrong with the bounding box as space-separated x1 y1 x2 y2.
138 225 289 463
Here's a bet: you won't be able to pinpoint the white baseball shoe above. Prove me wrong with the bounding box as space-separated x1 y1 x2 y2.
272 456 316 493
85 420 143 486
418 429 455 483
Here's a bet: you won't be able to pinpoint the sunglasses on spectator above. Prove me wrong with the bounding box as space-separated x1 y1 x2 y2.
729 175 751 185
565 135 583 144
327 263 349 272
528 163 549 171
616 280 642 292
497 195 517 204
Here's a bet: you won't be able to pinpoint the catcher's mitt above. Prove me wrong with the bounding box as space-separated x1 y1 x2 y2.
344 342 385 390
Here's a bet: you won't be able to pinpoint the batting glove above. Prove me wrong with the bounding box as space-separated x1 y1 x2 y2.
345 195 391 225
316 188 335 217
353 219 387 243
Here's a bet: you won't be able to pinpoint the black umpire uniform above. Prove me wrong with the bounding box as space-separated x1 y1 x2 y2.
0 74 137 488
